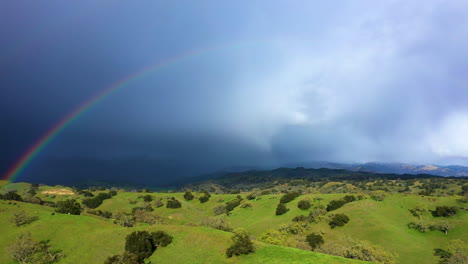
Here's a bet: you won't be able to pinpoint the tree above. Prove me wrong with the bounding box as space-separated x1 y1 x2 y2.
298 200 311 210
166 198 182 208
142 195 153 202
55 199 81 215
276 203 288 215
225 196 243 215
125 231 173 261
213 205 227 216
125 231 155 260
183 190 194 201
199 195 210 203
10 210 38 227
329 214 350 228
306 233 324 250
226 230 255 258
8 232 61 264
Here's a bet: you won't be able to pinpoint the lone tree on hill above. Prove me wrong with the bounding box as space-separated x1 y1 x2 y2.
183 190 194 201
226 230 255 258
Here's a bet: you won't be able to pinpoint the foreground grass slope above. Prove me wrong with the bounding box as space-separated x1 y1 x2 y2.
0 200 367 264
1 181 466 264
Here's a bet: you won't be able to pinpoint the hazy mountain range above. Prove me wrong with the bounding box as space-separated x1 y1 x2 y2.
283 162 468 177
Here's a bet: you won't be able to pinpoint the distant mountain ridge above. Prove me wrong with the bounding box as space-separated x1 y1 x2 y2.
285 161 468 177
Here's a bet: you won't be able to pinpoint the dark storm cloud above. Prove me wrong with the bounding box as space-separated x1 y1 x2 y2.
1 0 468 183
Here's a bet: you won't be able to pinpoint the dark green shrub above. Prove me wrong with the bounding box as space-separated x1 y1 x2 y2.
166 198 181 208
246 194 256 200
298 200 311 210
226 230 255 258
125 230 173 261
329 214 349 228
306 233 324 250
125 231 155 260
1 191 23 201
280 192 299 204
183 190 194 201
108 190 118 197
326 199 346 211
343 195 356 203
225 196 243 214
431 206 457 217
151 231 173 247
199 195 210 203
82 193 112 209
276 203 288 215
142 195 153 202
55 199 81 215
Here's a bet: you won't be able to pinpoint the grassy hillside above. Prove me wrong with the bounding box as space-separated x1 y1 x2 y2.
0 200 366 264
1 180 466 264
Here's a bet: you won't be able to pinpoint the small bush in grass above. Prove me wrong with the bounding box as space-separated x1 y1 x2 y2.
407 221 429 233
133 209 162 225
343 195 356 203
114 212 135 227
276 203 288 215
199 195 210 203
153 198 164 208
226 230 255 258
213 204 227 215
240 202 252 208
166 198 181 208
329 214 350 228
298 200 311 210
88 210 112 219
306 233 324 250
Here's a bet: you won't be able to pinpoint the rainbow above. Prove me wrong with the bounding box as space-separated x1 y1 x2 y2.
1 42 257 182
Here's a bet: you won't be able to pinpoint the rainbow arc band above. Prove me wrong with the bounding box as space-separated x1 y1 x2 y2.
2 42 258 182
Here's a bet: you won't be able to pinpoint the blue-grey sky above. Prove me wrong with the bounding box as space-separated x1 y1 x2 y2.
1 0 468 184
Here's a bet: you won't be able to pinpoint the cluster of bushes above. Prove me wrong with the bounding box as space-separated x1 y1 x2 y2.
326 195 356 212
226 230 255 258
133 209 162 225
0 191 23 201
431 206 457 217
55 199 82 215
329 214 350 228
105 230 173 263
82 192 114 209
199 191 211 203
316 235 396 264
407 221 453 234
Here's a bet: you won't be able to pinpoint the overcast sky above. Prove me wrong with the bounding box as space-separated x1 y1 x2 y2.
1 0 468 184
